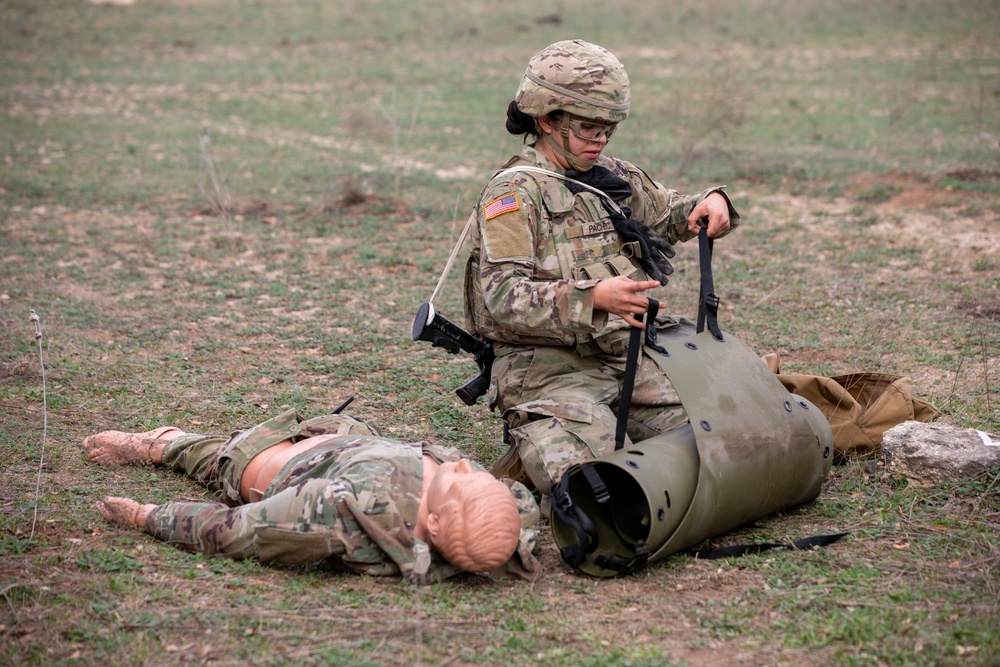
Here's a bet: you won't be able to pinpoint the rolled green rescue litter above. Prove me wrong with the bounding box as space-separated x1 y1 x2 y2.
550 330 834 577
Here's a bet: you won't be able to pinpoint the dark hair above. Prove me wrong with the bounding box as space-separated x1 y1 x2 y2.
505 100 539 136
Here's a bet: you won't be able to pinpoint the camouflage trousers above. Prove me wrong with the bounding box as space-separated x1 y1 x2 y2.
494 320 695 494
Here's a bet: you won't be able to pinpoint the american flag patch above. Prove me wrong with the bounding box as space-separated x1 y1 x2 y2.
483 193 520 220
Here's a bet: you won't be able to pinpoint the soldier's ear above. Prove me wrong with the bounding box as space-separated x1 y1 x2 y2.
425 512 441 539
538 113 558 135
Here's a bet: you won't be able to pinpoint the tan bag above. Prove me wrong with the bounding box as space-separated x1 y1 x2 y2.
762 354 942 458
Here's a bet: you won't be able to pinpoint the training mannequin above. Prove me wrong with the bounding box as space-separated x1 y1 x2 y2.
83 410 540 583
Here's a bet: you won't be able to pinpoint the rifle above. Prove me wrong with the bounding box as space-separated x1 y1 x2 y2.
411 302 494 406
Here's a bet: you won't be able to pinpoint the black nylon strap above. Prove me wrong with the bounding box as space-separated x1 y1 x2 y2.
594 546 649 574
643 299 669 356
615 299 660 451
581 464 610 504
551 469 601 568
696 226 724 341
689 531 850 560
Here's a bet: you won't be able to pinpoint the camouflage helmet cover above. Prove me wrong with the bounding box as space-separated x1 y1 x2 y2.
515 39 631 123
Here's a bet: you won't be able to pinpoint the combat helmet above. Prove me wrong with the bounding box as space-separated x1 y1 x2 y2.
515 39 631 124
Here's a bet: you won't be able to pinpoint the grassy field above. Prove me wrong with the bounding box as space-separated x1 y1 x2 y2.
1 1 998 665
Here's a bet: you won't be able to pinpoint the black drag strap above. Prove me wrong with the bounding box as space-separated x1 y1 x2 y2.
615 298 661 451
554 463 651 575
689 531 850 560
551 468 601 568
696 225 723 341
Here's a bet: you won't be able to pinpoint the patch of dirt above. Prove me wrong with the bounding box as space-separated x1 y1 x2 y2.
189 196 283 218
847 170 964 209
944 168 1000 184
957 296 1000 320
754 171 1000 276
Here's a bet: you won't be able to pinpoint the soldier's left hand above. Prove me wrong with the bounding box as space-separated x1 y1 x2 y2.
687 192 731 238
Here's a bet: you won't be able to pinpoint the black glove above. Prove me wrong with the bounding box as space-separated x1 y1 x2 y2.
565 167 675 285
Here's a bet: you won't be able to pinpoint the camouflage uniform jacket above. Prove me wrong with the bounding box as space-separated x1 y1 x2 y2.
146 433 541 584
464 144 740 354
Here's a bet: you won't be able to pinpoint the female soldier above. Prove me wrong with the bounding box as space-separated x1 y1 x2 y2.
464 40 740 495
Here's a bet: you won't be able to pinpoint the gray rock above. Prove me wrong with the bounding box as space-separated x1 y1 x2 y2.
881 421 1000 487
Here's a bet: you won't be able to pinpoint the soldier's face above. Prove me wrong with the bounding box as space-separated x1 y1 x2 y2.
539 113 612 169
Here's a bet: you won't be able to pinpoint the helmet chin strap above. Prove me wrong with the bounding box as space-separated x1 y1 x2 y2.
539 122 597 172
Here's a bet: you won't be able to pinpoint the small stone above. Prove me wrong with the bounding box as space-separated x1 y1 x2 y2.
881 421 1000 487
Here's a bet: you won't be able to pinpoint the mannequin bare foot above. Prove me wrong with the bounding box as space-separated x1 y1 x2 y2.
96 497 156 529
82 427 183 465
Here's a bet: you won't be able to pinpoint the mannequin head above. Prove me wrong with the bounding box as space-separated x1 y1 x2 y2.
424 459 521 572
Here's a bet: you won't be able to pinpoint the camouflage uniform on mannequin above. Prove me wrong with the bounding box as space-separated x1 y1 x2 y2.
83 410 541 584
465 40 741 494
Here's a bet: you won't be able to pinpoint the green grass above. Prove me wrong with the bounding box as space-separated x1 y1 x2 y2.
1 0 998 665
690 469 1000 666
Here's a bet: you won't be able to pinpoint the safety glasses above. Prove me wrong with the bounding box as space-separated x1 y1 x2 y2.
565 116 618 142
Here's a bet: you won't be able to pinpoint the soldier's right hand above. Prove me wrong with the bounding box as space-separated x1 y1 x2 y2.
593 276 661 329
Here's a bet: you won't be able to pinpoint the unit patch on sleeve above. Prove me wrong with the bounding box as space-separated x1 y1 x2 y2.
483 193 520 220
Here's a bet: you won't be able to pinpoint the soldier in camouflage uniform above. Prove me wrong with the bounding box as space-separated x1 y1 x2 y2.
83 409 541 584
464 40 741 495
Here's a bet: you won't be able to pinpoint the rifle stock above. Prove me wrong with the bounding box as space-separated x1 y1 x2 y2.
411 302 494 406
